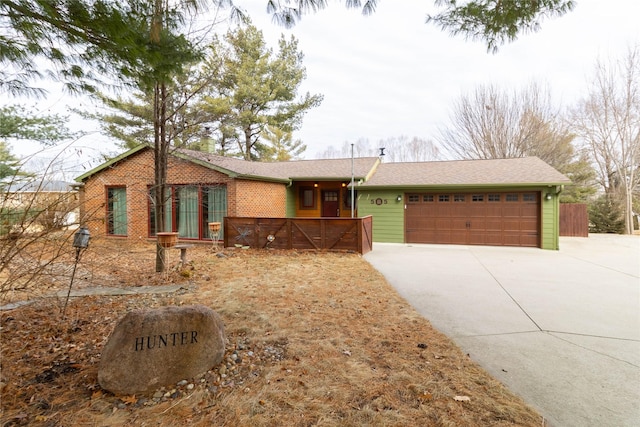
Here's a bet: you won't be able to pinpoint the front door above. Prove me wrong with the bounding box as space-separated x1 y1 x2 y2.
322 190 339 217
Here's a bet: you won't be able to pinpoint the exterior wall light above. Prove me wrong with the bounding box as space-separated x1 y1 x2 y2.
545 193 552 201
396 195 402 202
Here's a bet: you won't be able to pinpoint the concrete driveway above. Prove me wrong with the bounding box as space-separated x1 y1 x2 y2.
364 234 640 427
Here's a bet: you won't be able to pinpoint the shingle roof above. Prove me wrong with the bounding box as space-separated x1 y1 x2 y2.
179 148 380 181
76 144 570 188
359 157 571 188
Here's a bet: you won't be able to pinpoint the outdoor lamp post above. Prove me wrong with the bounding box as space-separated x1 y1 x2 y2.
62 227 91 317
73 226 91 251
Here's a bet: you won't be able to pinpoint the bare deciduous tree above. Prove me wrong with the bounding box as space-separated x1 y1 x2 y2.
381 136 440 163
318 136 439 162
571 47 640 234
437 82 575 170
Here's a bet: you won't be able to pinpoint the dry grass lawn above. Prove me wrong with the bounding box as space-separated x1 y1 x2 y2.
0 238 545 426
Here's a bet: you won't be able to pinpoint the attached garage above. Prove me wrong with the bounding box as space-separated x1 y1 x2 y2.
405 191 540 247
356 157 571 250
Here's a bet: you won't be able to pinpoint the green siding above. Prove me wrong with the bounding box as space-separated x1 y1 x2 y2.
357 190 405 243
540 190 560 250
285 186 296 217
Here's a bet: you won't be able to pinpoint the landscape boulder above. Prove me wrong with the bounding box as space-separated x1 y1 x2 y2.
98 305 225 395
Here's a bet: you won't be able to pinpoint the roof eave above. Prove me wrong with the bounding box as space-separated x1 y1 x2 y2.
236 174 291 184
358 181 571 190
75 144 148 182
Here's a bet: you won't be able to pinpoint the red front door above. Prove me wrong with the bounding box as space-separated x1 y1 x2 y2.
322 191 339 217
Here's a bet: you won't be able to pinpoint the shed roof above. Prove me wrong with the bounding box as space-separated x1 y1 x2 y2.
359 157 571 188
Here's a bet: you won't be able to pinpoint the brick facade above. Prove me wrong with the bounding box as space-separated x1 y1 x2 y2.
80 147 286 241
232 180 287 217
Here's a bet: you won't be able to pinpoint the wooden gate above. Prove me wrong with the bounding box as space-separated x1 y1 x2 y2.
224 216 373 254
560 204 588 237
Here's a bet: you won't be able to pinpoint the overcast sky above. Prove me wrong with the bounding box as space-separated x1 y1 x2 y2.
6 0 639 172
240 0 639 159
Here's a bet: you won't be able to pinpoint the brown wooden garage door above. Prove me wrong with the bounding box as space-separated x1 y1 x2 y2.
405 192 540 247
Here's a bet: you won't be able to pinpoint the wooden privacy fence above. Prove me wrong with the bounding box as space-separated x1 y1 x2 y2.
560 203 589 237
224 216 373 254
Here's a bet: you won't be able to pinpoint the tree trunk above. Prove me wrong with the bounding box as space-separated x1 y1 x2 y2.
624 187 634 234
154 82 169 272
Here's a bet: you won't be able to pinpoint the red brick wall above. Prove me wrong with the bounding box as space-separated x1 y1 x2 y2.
80 147 285 241
232 180 287 217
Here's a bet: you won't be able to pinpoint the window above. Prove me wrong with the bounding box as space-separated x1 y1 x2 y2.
472 194 484 202
149 185 227 240
324 191 338 202
488 194 501 202
149 187 173 235
343 189 357 209
523 193 536 202
203 187 227 239
506 194 519 202
423 195 434 202
176 186 199 238
107 187 127 236
300 187 316 209
438 195 450 202
454 194 465 202
408 194 420 203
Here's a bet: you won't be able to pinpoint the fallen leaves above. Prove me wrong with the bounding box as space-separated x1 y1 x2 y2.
121 395 138 405
0 240 543 427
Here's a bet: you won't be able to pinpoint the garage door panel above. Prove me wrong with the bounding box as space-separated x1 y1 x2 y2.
485 206 502 217
469 219 486 229
451 231 469 244
469 232 486 245
405 192 540 248
521 206 538 217
520 220 539 233
485 219 502 231
484 232 504 245
503 206 522 217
